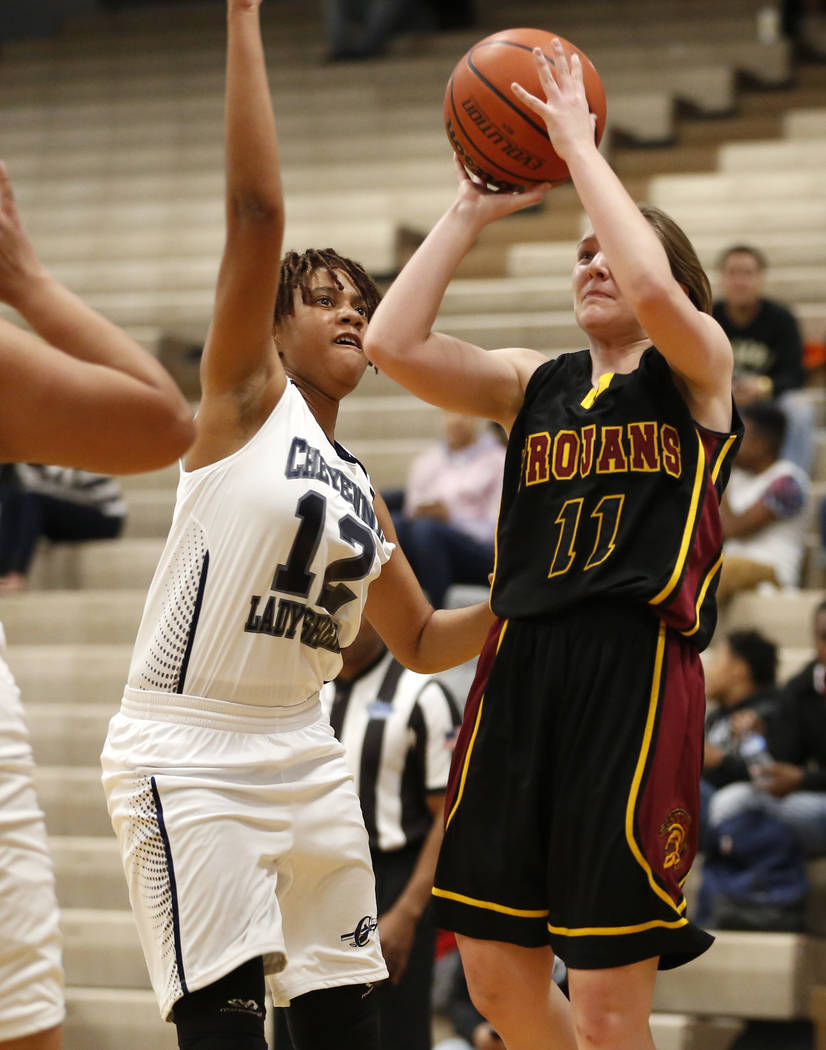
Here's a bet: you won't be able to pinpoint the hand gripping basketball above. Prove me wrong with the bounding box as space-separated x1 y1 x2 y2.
511 41 600 167
444 28 606 193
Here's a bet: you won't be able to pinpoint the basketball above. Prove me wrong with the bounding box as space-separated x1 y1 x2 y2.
444 28 607 192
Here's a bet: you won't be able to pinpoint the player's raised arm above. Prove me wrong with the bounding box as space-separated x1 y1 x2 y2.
364 159 548 432
0 163 194 474
199 0 285 402
512 42 733 425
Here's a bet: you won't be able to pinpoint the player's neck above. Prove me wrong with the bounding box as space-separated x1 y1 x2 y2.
292 377 340 444
588 335 650 382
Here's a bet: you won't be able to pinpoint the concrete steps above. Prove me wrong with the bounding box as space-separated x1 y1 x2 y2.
0 590 145 645
654 931 826 1021
27 539 162 593
50 837 128 910
722 588 826 648
34 766 112 837
63 909 150 990
5 644 132 701
121 490 176 539
649 1014 744 1050
26 703 115 766
442 269 826 313
0 4 822 1049
511 230 826 278
64 987 177 1050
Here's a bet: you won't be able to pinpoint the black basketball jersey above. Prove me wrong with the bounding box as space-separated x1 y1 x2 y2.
491 347 742 649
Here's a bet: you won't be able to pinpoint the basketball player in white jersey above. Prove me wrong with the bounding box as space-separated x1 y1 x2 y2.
0 160 194 1050
100 3 495 1050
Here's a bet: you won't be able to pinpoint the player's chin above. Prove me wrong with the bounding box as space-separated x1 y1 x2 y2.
336 354 369 394
575 298 613 324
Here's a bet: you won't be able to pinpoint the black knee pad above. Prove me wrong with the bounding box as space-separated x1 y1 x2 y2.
283 983 380 1050
174 957 268 1050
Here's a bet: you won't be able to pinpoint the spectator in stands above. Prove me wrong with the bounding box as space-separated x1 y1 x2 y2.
707 598 826 858
275 617 461 1050
713 243 813 472
718 400 809 605
392 412 505 609
322 0 435 60
0 464 126 592
700 629 782 845
424 0 475 29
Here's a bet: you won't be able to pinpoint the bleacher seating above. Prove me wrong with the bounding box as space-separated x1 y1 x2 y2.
1 0 826 1046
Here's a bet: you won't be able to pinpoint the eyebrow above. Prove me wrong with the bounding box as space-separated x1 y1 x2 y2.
311 284 366 305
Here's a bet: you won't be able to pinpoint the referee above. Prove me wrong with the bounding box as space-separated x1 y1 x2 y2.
276 618 461 1050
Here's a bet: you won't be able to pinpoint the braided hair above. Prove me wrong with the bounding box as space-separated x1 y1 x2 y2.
275 248 381 326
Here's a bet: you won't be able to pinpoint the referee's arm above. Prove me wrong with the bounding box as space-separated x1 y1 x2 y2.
377 792 446 985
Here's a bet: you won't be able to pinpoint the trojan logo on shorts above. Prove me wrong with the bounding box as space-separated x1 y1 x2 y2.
658 808 691 870
340 915 378 948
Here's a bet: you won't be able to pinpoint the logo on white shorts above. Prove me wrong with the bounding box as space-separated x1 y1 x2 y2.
340 915 378 948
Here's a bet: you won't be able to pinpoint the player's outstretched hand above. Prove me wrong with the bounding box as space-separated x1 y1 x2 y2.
452 153 549 226
511 40 598 164
0 162 44 309
227 0 263 11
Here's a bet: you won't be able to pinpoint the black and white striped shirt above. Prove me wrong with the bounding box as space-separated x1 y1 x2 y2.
13 464 126 518
321 651 460 854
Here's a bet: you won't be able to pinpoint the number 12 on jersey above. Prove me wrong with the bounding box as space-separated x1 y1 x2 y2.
273 491 377 614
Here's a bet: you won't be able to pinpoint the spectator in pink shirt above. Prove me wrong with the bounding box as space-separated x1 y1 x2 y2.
393 412 506 608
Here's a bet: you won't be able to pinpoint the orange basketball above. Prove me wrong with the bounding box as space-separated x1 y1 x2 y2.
444 28 607 192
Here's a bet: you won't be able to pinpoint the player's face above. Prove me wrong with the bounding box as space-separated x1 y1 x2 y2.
572 231 644 342
276 270 369 397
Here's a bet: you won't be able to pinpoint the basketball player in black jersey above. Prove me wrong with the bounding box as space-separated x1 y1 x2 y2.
365 40 741 1050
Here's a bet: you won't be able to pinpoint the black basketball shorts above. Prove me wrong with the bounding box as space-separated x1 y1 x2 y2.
432 598 714 971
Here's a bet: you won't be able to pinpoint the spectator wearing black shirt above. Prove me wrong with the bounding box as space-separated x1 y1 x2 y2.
712 243 812 472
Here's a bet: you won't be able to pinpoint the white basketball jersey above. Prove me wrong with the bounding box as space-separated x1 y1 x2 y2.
127 382 393 707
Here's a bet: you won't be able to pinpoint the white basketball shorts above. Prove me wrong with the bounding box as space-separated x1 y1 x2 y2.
0 630 64 1041
101 688 388 1020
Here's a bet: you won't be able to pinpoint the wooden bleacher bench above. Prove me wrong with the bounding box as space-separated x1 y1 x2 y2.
654 930 826 1023
508 232 826 277
718 138 826 172
785 108 826 138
